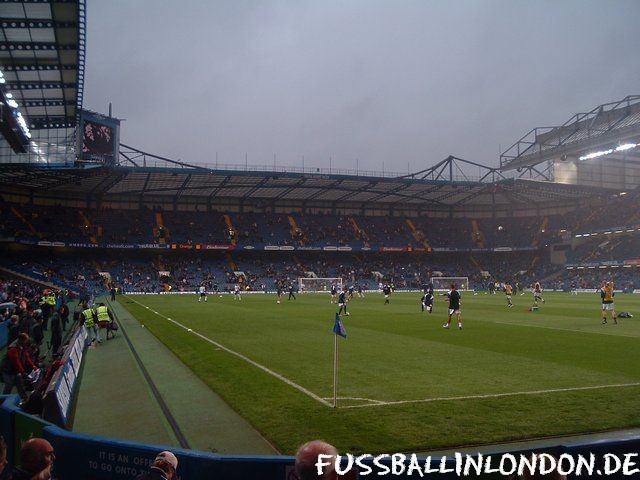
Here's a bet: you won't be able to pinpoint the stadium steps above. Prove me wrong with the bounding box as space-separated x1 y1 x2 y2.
471 219 485 248
154 212 166 244
405 219 431 250
10 206 36 235
223 214 237 245
72 297 278 454
530 255 540 269
78 211 98 244
0 266 60 291
349 216 371 246
287 214 302 242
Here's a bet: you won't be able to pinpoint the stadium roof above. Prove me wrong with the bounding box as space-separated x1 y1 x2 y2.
500 95 640 171
0 0 86 132
0 162 613 211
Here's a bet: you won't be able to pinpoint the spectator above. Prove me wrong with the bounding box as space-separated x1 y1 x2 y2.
135 451 178 480
295 440 339 480
49 310 62 357
1 333 37 401
58 303 69 332
11 438 56 480
8 314 20 344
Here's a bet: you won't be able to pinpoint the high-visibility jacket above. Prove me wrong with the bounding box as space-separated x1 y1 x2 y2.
45 294 56 306
82 308 96 328
96 305 110 323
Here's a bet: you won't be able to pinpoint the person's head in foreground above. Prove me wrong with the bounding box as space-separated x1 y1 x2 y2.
295 440 339 480
151 450 178 479
18 437 55 480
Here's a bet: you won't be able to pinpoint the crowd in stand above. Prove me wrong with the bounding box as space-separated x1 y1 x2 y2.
2 250 584 298
8 200 632 250
3 192 639 249
0 278 73 404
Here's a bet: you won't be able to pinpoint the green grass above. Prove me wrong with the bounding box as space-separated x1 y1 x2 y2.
120 291 640 454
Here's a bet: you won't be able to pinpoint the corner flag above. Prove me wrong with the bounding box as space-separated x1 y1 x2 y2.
333 313 347 338
332 313 347 408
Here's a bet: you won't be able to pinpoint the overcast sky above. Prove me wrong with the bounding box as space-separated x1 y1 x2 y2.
83 0 640 175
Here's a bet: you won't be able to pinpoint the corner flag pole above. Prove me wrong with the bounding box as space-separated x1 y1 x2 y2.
333 332 338 408
332 313 346 409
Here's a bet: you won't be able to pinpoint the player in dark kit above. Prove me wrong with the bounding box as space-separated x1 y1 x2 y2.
443 284 462 330
421 289 434 313
288 284 297 301
383 284 391 304
337 287 350 316
330 284 338 304
276 285 283 304
348 285 355 301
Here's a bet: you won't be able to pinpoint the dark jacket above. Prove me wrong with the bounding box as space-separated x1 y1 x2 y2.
8 322 19 344
135 466 170 480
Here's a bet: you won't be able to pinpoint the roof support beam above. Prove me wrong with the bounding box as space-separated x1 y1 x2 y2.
1 64 77 71
5 81 77 90
1 42 78 51
0 19 78 28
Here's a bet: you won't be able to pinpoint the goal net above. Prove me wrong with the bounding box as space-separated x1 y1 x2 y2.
431 277 470 291
298 277 343 293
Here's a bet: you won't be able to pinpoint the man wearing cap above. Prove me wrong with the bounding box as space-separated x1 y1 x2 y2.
135 451 178 480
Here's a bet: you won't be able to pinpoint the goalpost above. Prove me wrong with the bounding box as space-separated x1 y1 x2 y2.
298 277 343 293
431 277 470 291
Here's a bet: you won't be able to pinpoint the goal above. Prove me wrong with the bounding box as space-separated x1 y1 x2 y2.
431 276 470 291
298 277 343 293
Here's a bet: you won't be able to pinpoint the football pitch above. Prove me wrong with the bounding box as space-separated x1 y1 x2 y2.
120 291 640 454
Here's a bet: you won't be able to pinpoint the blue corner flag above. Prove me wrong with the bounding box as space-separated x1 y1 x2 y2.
333 313 347 338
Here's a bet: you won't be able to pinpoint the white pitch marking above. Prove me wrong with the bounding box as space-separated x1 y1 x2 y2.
128 297 333 408
322 397 384 405
340 382 640 409
491 320 640 338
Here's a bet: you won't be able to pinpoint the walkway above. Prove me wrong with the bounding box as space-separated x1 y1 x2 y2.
72 297 277 454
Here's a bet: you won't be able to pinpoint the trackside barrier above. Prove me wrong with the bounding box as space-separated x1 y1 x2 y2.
3 395 640 478
560 437 640 476
0 395 48 468
42 426 295 480
0 395 18 469
42 325 88 428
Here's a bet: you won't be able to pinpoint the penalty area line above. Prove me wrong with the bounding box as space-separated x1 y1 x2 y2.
127 297 333 408
340 382 640 409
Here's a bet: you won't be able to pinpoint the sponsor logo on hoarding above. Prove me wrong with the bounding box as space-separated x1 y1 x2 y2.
204 244 233 250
